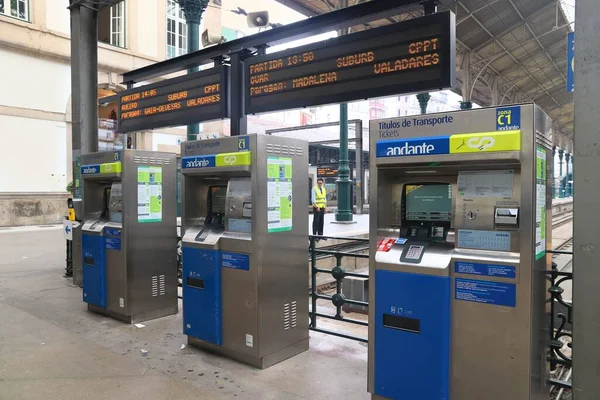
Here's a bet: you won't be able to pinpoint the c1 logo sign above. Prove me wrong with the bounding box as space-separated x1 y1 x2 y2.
496 106 521 131
238 136 249 151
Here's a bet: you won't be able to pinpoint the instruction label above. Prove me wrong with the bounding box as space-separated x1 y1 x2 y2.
105 237 122 251
267 157 293 233
535 147 547 260
455 278 516 307
458 230 511 251
457 170 514 197
455 262 516 279
222 252 250 271
137 166 163 223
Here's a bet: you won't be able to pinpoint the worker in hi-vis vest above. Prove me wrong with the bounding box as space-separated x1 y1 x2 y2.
311 178 327 238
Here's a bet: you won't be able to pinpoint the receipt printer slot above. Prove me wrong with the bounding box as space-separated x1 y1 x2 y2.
494 207 519 229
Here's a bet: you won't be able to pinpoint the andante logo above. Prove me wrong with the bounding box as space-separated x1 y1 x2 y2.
185 158 212 168
386 142 436 156
82 166 99 174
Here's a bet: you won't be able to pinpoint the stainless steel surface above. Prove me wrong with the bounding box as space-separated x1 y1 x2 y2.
572 2 599 395
368 104 551 399
182 135 309 368
72 221 83 287
81 150 178 323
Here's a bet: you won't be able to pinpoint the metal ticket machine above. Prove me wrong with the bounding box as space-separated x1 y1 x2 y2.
80 150 178 323
368 104 552 400
181 135 309 368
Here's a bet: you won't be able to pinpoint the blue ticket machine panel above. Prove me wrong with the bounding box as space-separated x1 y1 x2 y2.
82 233 106 308
182 246 222 346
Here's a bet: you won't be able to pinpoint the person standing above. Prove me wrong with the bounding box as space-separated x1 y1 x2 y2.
311 178 327 238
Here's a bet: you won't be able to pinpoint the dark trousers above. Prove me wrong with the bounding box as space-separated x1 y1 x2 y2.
313 207 325 236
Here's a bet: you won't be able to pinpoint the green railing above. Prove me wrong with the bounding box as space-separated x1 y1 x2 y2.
309 235 369 343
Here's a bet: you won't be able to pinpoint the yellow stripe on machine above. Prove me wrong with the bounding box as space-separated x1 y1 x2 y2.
449 130 520 154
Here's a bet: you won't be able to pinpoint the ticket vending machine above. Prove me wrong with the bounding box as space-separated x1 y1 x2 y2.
80 150 178 323
181 135 309 368
368 104 552 400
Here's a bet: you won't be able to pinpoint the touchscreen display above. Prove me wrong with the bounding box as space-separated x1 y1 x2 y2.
405 184 452 222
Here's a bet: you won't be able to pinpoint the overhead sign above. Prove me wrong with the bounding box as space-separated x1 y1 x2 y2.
317 166 339 177
376 130 521 157
567 32 574 93
244 11 455 114
116 66 230 133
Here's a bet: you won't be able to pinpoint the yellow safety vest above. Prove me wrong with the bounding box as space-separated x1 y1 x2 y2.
314 187 327 208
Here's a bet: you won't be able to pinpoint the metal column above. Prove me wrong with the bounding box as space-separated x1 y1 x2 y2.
180 0 209 141
573 0 600 394
335 0 352 222
355 120 364 214
558 148 564 197
69 2 99 161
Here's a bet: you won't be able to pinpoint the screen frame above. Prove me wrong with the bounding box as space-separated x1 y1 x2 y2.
402 182 453 225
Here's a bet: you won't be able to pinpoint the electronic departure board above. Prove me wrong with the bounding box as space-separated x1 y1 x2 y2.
244 11 455 115
117 66 230 133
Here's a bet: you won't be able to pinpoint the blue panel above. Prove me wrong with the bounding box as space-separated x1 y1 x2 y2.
455 262 516 279
567 32 574 92
82 234 106 308
182 247 222 346
376 136 450 158
81 165 100 174
374 270 450 400
222 252 250 271
455 278 516 307
496 106 521 131
181 155 216 169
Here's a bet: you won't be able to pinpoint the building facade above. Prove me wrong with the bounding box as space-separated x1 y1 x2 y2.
0 0 309 226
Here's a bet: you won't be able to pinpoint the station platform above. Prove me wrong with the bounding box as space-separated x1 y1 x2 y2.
0 227 369 400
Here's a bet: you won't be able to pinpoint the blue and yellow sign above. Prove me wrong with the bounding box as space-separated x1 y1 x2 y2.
377 131 520 158
496 106 521 131
182 152 252 169
449 130 520 154
81 162 122 174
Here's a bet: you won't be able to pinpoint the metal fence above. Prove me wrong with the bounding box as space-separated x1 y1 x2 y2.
309 235 369 343
547 249 573 394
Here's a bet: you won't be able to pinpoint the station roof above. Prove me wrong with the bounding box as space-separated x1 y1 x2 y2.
276 0 574 145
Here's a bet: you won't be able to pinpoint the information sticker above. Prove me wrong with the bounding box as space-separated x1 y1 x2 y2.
457 170 514 198
455 278 516 307
137 166 163 223
267 157 293 233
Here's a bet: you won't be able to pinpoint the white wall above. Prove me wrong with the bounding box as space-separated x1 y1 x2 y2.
0 115 67 192
138 0 159 58
152 131 184 151
45 0 71 35
0 48 70 113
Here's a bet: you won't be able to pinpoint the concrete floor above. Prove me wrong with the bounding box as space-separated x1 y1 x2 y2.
0 226 369 400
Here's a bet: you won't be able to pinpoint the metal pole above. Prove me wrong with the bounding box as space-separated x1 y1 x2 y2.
230 51 249 136
573 0 600 393
558 148 564 198
415 1 438 115
180 0 209 141
565 153 571 197
552 145 556 198
355 120 364 214
336 0 353 222
70 2 99 162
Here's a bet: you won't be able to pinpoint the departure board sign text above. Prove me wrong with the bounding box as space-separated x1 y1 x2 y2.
245 11 455 114
117 66 230 133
